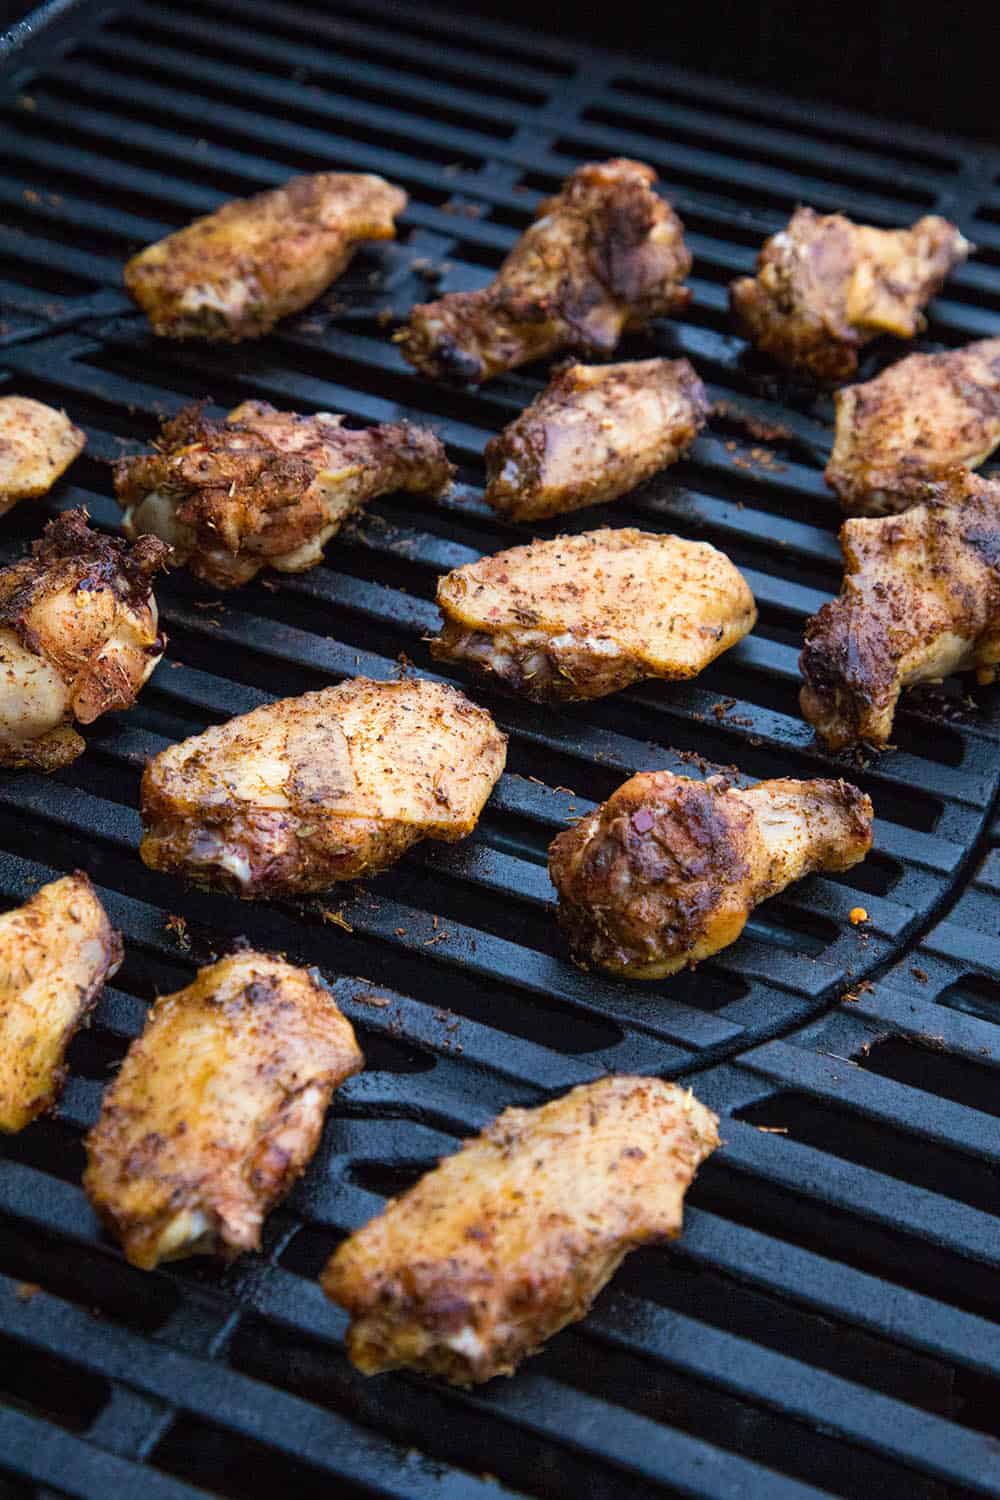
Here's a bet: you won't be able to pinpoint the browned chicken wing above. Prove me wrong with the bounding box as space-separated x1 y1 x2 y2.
484 358 709 522
549 771 872 979
0 397 86 517
801 469 1000 750
431 527 756 702
0 511 168 771
397 160 691 384
84 951 363 1268
730 207 970 380
825 337 1000 513
115 400 453 590
322 1074 719 1385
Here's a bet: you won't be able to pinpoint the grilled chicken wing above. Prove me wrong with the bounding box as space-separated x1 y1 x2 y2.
825 337 1000 513
0 511 168 771
730 208 970 381
124 172 406 342
0 397 86 517
484 359 709 522
140 677 507 897
323 1074 719 1384
115 401 453 590
0 873 121 1133
431 528 756 702
549 771 872 978
84 952 362 1268
397 160 691 384
801 469 1000 749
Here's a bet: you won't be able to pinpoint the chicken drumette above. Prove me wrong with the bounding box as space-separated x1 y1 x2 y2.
549 771 872 978
0 397 86 517
730 207 970 380
115 400 453 590
397 159 691 384
0 511 168 771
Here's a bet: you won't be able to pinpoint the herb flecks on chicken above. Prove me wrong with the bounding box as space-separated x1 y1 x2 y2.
0 397 85 517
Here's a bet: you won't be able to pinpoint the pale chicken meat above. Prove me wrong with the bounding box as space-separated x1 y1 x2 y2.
825 337 1000 513
0 398 86 517
124 171 406 341
484 359 709 522
398 160 691 384
801 469 1000 750
83 952 363 1269
115 401 453 590
140 677 507 898
431 528 756 702
0 873 121 1134
730 207 971 380
322 1074 719 1385
549 771 872 978
0 510 168 771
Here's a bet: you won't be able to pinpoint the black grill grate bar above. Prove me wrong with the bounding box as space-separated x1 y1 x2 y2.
0 1406 206 1500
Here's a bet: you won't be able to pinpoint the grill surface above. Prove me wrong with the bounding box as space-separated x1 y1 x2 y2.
1 3 1000 1497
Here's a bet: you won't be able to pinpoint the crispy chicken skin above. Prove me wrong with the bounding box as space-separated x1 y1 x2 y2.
124 172 406 342
140 677 507 897
549 771 872 979
322 1075 719 1385
0 511 168 772
83 952 363 1269
0 397 86 516
801 470 1000 750
397 160 691 384
825 337 1000 513
484 359 709 522
115 400 453 590
730 208 971 380
0 873 121 1134
431 528 756 702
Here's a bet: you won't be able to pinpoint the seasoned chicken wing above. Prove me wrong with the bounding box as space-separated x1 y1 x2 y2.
322 1074 719 1384
484 359 709 522
825 337 1000 513
124 171 406 342
0 397 86 517
549 771 872 979
397 160 691 384
83 952 363 1268
0 510 168 771
0 873 121 1134
801 469 1000 749
431 528 756 702
115 400 453 590
140 677 507 897
730 208 971 380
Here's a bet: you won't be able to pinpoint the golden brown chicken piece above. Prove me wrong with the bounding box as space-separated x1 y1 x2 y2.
801 469 1000 750
825 337 1000 513
0 873 121 1134
0 397 86 517
483 359 709 522
140 677 507 897
397 160 691 384
124 172 406 342
431 528 756 702
549 771 872 979
115 400 453 590
83 952 362 1269
0 511 168 771
322 1074 718 1385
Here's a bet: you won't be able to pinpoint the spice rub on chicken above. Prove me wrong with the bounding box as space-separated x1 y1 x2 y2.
825 337 1000 513
140 677 507 898
322 1074 719 1385
0 397 86 517
484 359 709 522
115 400 453 590
549 770 872 979
124 171 407 341
801 469 1000 750
431 528 756 703
0 510 168 772
397 160 691 384
730 207 971 380
84 952 363 1269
